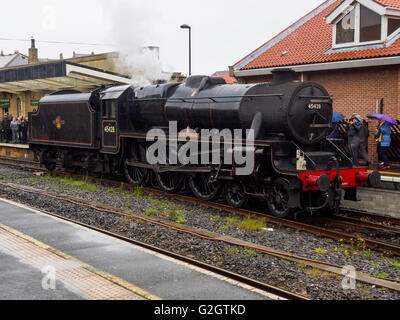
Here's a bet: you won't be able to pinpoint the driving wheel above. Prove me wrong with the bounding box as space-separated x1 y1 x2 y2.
156 172 185 193
267 178 293 218
188 173 221 201
225 181 247 208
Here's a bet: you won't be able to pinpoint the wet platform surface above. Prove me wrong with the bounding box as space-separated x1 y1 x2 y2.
0 199 274 301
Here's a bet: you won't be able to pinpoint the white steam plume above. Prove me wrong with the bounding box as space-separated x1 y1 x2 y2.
101 0 169 87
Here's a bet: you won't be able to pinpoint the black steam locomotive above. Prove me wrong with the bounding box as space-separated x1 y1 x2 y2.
29 69 380 218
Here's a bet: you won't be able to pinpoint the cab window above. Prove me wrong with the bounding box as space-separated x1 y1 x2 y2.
102 100 117 119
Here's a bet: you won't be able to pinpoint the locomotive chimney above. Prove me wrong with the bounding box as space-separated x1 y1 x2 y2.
271 68 296 85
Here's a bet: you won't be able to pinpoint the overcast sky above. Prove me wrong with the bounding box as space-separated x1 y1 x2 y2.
0 0 324 76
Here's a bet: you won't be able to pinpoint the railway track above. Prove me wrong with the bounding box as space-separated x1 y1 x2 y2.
338 210 400 228
59 180 400 257
0 156 40 171
1 155 400 257
304 215 400 238
0 180 400 296
0 180 306 300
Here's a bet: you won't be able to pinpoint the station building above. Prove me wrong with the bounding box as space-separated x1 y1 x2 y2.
0 39 133 120
0 40 185 121
231 0 400 164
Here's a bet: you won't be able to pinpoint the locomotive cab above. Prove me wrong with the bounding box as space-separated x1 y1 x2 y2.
99 85 135 153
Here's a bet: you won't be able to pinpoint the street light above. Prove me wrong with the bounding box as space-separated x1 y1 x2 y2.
180 24 191 76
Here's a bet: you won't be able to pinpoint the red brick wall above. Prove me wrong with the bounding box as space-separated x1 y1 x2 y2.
306 66 399 120
308 66 399 164
237 65 400 164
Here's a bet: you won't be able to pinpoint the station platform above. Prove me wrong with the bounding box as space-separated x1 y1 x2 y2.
0 143 33 159
0 198 274 301
378 167 400 185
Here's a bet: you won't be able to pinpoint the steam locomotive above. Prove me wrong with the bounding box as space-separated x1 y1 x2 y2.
29 69 380 218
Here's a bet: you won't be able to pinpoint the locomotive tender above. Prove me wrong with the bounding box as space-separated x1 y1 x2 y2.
29 69 380 218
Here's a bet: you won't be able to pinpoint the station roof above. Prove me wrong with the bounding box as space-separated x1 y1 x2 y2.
0 53 28 69
0 61 131 94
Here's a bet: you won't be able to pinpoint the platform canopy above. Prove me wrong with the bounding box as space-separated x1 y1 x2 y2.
0 61 132 94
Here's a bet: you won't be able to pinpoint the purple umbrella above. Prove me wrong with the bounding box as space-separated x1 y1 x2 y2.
367 113 398 126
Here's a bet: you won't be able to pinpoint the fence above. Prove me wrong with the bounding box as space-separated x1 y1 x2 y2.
335 120 400 164
337 120 351 156
389 123 400 162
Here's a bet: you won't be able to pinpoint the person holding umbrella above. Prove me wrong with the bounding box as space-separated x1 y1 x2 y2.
328 112 344 139
368 114 398 170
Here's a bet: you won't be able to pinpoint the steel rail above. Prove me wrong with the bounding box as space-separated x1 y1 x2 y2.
339 209 400 227
0 181 307 300
1 181 399 293
1 156 400 256
303 216 400 236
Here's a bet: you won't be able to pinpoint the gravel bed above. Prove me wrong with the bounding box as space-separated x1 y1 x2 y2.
0 166 399 300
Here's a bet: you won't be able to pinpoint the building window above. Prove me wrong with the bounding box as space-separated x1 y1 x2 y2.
360 5 381 42
334 4 386 47
388 18 400 36
17 98 22 117
336 9 355 44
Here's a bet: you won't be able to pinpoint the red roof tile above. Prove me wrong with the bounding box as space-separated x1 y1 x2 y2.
375 0 400 8
212 71 238 84
235 0 400 71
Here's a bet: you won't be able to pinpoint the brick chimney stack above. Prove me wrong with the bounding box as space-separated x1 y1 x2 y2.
28 37 39 64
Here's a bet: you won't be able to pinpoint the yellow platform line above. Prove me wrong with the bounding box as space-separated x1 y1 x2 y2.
380 171 400 176
0 222 162 300
368 170 400 177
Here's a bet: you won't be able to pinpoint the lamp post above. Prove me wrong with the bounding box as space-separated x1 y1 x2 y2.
180 24 191 76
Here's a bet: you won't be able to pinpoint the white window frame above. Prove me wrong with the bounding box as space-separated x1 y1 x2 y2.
332 2 385 49
386 16 400 41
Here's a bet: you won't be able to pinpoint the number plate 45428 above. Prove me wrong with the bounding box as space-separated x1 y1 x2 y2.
104 126 116 133
307 103 322 110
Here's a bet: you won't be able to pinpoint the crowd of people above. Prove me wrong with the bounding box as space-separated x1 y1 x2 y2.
329 113 394 170
0 114 29 144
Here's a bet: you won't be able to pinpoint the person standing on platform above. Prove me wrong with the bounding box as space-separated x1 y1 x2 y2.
20 116 28 144
24 115 29 142
4 114 11 143
17 116 22 144
375 121 383 166
376 120 392 170
0 116 4 143
10 116 19 144
328 112 344 139
347 114 370 167
328 122 340 139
